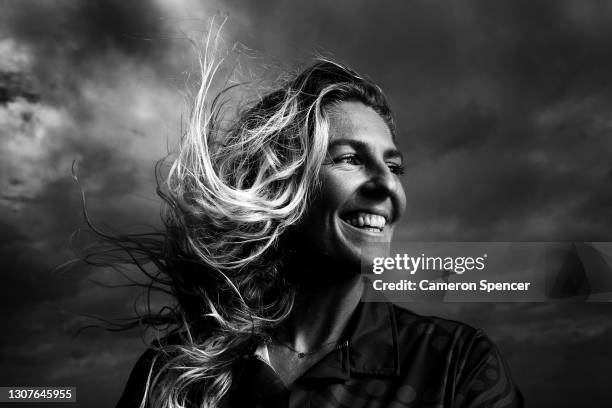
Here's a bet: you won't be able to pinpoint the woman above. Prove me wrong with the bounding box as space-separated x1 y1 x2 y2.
112 53 522 407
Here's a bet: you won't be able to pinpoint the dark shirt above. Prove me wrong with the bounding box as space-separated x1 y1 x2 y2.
117 301 523 407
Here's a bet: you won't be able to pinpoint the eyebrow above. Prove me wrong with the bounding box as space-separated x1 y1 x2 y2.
328 138 404 162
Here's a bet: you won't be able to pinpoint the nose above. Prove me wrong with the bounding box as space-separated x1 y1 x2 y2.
361 162 397 199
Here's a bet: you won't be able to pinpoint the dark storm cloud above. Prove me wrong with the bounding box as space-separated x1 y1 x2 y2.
2 0 168 60
415 103 499 156
483 1 612 104
401 142 612 240
0 244 74 309
0 0 182 118
0 71 39 104
0 219 28 245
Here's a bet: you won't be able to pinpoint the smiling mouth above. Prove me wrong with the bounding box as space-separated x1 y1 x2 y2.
340 212 387 233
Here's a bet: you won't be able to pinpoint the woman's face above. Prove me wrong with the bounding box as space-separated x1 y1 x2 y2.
300 100 406 267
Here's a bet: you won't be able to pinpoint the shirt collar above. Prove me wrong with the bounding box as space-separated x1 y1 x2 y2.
298 299 400 383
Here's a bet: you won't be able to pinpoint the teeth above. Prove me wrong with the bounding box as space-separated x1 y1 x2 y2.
343 212 387 231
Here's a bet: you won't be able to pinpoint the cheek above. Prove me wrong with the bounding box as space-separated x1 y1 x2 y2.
299 179 343 231
317 175 353 215
319 171 359 210
396 184 407 217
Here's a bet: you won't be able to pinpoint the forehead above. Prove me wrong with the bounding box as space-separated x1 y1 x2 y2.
327 101 395 148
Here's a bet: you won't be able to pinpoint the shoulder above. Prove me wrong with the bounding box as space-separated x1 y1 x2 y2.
390 302 502 367
115 333 185 408
115 348 158 408
390 304 523 407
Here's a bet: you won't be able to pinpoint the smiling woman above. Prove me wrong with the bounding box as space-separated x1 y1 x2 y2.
106 39 523 407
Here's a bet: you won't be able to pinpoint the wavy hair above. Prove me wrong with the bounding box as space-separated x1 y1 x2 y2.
81 32 395 408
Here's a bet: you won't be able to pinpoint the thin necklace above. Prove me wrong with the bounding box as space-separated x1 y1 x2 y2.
271 337 348 359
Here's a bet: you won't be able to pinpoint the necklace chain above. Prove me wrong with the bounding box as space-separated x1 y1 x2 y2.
270 337 347 358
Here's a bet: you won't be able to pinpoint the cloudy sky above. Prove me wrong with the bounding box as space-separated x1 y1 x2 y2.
1 0 612 406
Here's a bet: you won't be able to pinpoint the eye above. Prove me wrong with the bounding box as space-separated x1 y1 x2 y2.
387 162 405 175
334 154 362 166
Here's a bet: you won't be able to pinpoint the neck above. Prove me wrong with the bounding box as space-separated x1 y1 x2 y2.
277 260 364 352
